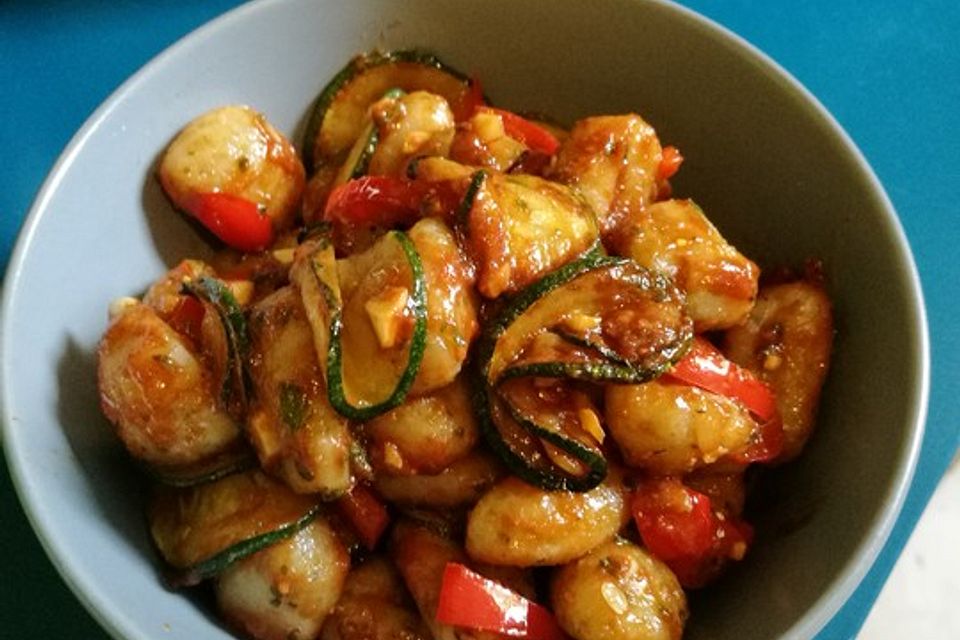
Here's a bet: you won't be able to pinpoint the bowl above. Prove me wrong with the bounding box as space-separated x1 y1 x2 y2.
1 0 928 638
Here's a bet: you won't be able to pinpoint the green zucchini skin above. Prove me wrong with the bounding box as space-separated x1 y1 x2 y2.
481 252 692 384
144 446 256 488
473 251 693 492
337 87 406 183
302 54 364 175
305 230 428 422
456 169 487 227
166 505 321 588
181 275 250 416
346 123 379 181
543 329 693 384
164 503 323 589
471 374 607 492
150 470 325 588
303 50 469 174
475 247 607 382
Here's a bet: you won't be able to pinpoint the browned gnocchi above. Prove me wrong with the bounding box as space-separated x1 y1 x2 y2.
97 49 833 640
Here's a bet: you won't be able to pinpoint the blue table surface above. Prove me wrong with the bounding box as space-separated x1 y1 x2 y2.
1 1 957 638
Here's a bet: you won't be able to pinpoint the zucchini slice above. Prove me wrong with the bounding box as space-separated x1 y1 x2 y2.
292 229 428 421
304 50 470 174
149 469 321 586
473 378 606 492
338 120 379 183
481 255 692 384
145 443 256 488
497 330 646 384
181 275 250 417
333 87 406 185
290 232 340 384
474 253 693 491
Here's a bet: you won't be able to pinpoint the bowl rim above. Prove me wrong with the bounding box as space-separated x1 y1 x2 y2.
0 0 930 639
658 2 929 638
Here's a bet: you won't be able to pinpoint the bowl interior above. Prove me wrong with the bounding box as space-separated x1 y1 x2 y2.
2 1 926 639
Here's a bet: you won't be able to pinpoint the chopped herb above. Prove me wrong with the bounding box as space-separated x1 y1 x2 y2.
270 583 283 607
279 382 308 431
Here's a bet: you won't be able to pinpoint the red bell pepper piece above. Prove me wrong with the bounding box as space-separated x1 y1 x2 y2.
324 176 426 228
166 295 206 345
665 337 782 462
187 192 273 252
658 145 684 180
666 337 777 422
335 484 390 550
436 563 567 640
478 107 561 156
452 77 486 122
632 478 753 588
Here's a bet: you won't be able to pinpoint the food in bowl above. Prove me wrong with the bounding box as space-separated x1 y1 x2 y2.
95 50 833 640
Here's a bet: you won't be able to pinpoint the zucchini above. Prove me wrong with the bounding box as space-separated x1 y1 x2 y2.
456 169 486 227
148 469 321 586
496 330 647 384
338 121 379 182
334 87 406 185
181 275 250 417
304 50 470 174
474 252 693 491
404 159 485 226
290 232 340 385
472 377 605 492
144 443 255 488
292 229 428 421
481 255 692 384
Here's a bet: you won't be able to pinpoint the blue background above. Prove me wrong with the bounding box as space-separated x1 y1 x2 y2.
1 1 957 638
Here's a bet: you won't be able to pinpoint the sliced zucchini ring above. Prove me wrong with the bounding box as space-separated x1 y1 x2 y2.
144 443 256 488
474 253 693 491
481 255 692 384
181 275 250 417
148 469 321 586
292 229 428 421
304 50 470 174
474 378 607 492
334 87 406 185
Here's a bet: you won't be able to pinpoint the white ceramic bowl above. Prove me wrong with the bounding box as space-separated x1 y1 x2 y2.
1 1 928 639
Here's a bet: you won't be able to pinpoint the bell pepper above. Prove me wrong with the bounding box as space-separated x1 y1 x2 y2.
436 562 567 640
665 337 782 462
658 145 684 180
632 478 753 588
187 192 273 252
335 484 390 550
324 176 426 228
478 107 561 156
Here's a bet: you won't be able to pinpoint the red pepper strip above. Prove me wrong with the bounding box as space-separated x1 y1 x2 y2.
632 478 753 588
187 192 273 252
658 145 684 180
166 295 206 345
479 107 561 156
452 76 486 122
335 484 390 550
324 176 427 228
665 337 777 422
436 563 567 640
